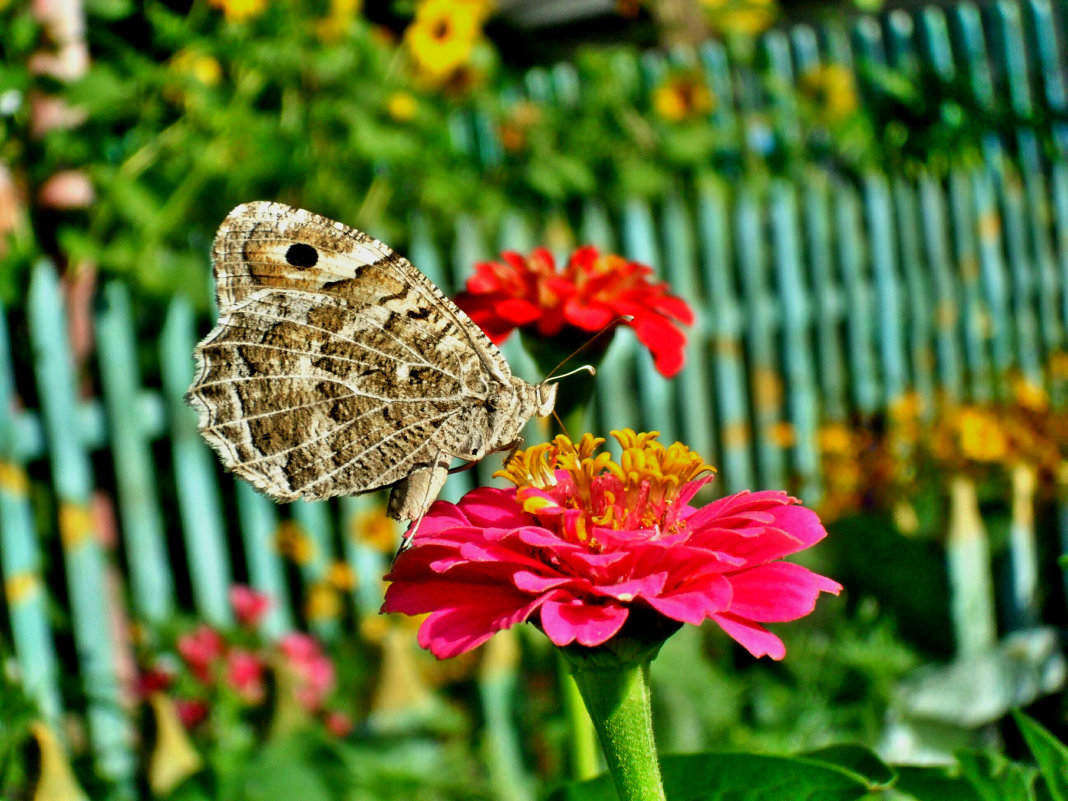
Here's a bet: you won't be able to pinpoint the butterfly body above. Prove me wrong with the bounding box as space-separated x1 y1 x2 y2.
187 202 556 518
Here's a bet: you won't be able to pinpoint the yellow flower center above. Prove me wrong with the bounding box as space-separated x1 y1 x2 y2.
496 430 715 541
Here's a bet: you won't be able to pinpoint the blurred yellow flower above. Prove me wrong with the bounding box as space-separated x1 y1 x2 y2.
957 407 1008 463
387 91 418 122
349 506 397 554
1050 351 1068 380
275 521 315 565
652 72 715 122
405 0 489 86
316 0 362 42
209 0 268 23
1012 376 1049 412
799 64 859 123
768 420 796 448
169 49 222 87
327 561 357 591
306 582 342 622
701 0 777 37
818 423 853 456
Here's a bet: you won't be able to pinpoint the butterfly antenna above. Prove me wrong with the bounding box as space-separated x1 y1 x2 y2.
543 315 633 381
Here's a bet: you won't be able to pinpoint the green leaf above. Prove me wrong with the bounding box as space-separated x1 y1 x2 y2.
547 752 875 801
1014 712 1068 801
894 765 983 801
802 745 895 788
957 750 1037 801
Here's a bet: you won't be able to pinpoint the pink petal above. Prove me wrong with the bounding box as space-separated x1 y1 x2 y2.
643 574 732 624
726 562 843 622
539 600 629 647
711 613 787 660
418 593 547 659
765 503 830 550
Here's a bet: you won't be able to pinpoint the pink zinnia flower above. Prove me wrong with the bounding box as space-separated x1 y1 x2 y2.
177 625 225 683
453 247 694 377
230 584 271 628
279 633 336 711
383 431 842 660
225 648 266 703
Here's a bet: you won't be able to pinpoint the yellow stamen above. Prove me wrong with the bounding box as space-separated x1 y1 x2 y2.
498 430 715 537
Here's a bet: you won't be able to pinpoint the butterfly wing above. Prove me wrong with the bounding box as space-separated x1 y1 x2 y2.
188 201 516 503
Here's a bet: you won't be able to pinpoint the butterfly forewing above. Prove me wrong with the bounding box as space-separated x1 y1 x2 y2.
187 202 549 510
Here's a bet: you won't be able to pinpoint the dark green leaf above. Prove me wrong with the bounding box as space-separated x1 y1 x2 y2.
1014 712 1068 801
957 749 1037 801
548 751 874 801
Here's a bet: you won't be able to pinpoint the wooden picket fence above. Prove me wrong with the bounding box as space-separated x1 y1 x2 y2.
2 0 1068 791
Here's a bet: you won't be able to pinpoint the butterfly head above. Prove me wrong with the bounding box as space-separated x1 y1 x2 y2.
534 381 558 417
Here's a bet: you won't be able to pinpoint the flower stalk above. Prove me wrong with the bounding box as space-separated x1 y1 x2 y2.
565 652 665 801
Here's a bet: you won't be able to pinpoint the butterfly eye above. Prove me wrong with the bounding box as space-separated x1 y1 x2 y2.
285 243 318 268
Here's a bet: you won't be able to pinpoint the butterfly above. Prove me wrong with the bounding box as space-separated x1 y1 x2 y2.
187 201 557 522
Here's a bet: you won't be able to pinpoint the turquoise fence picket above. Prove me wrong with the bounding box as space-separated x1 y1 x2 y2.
0 302 63 725
28 261 134 784
661 192 716 462
234 481 293 638
95 282 175 624
160 298 233 625
696 182 753 494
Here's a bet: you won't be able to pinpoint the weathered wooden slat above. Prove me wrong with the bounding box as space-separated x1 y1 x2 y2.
0 301 63 724
802 178 849 421
292 499 338 637
865 174 910 405
999 172 1045 381
95 282 174 624
891 178 936 408
621 197 677 444
770 181 821 502
697 183 753 494
234 481 293 638
661 192 716 460
28 261 134 781
919 6 955 79
736 188 786 489
972 170 1016 385
1021 170 1064 357
834 183 881 414
340 495 392 618
918 175 965 401
160 298 233 625
948 170 995 401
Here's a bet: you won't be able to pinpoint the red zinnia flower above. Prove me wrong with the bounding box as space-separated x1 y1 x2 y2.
383 431 841 660
453 247 694 377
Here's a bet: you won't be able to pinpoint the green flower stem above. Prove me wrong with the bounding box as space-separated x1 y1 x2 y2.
567 658 666 801
558 654 601 781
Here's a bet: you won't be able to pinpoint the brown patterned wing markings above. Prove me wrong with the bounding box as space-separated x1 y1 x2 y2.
188 202 515 504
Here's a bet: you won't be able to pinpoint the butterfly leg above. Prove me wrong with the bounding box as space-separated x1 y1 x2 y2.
388 454 450 549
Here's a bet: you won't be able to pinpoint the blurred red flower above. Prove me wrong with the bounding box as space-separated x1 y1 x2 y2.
230 584 271 629
279 633 336 711
383 431 841 660
177 625 225 683
453 246 694 377
175 698 209 729
225 648 266 703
